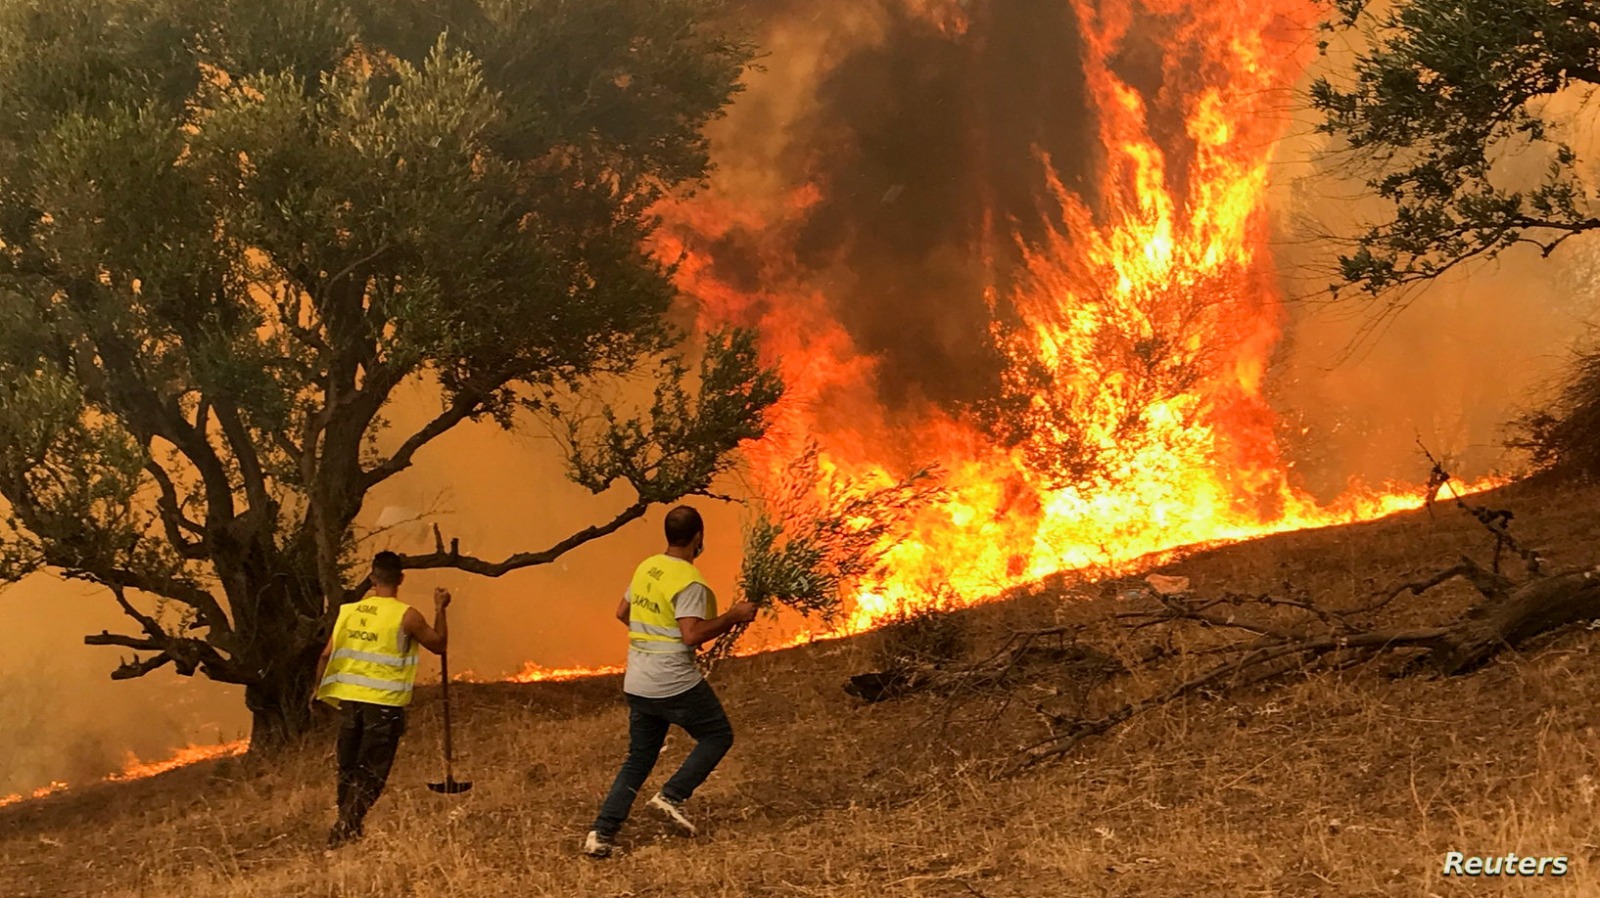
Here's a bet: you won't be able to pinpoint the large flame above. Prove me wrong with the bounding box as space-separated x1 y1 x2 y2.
657 0 1495 638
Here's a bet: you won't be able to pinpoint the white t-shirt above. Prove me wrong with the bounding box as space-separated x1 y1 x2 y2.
622 581 711 699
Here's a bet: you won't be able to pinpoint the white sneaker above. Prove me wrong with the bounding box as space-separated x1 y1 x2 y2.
647 792 697 835
582 830 614 859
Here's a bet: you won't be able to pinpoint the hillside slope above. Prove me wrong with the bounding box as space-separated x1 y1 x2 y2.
4 477 1600 897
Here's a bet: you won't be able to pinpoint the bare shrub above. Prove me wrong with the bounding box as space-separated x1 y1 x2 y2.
1510 342 1600 478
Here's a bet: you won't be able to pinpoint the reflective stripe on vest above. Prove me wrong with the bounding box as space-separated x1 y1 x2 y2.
626 554 714 656
330 648 420 668
315 595 420 708
628 621 683 639
319 672 415 698
628 619 686 655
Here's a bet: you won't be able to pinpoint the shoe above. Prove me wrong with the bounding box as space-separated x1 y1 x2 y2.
582 830 614 859
647 792 697 835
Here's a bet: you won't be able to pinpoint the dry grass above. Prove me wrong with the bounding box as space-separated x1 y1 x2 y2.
6 476 1600 897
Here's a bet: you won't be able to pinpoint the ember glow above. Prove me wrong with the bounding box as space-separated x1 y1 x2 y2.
654 0 1499 639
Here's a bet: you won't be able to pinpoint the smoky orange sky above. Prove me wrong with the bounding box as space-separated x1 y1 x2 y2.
6 0 1597 797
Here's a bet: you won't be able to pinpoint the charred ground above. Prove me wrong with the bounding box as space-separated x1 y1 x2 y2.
4 475 1600 897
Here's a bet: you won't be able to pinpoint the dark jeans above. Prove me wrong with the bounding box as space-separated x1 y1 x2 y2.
330 702 406 845
592 680 734 837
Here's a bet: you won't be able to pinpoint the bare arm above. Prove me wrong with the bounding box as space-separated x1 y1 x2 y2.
310 635 334 705
616 596 631 625
678 601 758 648
403 588 451 655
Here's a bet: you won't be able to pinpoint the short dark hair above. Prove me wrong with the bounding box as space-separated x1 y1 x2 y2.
371 551 404 587
664 505 704 548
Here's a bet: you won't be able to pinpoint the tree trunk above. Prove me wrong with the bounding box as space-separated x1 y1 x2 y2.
1428 571 1600 674
244 639 323 751
229 551 331 753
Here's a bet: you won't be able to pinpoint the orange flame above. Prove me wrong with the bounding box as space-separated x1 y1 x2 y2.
109 741 250 781
498 662 626 684
0 740 248 809
655 0 1505 639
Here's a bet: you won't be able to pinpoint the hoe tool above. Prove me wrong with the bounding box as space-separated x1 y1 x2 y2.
427 650 472 794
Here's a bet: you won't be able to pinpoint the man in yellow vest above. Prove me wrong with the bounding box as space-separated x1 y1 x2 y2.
312 550 450 849
583 505 757 858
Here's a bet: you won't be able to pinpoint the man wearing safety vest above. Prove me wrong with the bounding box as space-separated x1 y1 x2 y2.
583 505 758 858
313 550 450 849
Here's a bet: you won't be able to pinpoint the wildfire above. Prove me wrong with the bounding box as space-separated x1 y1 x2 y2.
0 781 69 808
0 0 1515 809
109 741 250 781
655 0 1505 639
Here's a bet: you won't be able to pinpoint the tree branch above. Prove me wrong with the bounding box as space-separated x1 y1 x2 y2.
394 498 651 577
1015 626 1451 769
93 566 233 641
0 456 233 639
110 652 174 680
84 629 254 684
86 582 248 683
359 391 485 492
1357 555 1513 614
108 582 168 642
84 631 164 651
212 397 271 519
320 243 391 308
143 459 207 560
65 295 239 525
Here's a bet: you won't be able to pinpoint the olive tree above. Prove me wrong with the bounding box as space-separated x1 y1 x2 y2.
0 0 781 748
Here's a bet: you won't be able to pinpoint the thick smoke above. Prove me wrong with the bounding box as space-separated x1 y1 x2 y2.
717 0 1097 414
1267 44 1600 496
0 577 244 796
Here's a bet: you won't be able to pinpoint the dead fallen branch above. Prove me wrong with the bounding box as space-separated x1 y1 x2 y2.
1010 566 1600 770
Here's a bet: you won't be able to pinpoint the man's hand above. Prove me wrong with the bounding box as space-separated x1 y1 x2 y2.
679 601 761 648
434 587 452 610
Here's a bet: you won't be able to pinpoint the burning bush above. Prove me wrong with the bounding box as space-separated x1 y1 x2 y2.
700 444 941 668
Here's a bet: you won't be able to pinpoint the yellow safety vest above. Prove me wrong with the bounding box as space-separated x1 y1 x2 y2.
315 595 420 708
627 554 716 655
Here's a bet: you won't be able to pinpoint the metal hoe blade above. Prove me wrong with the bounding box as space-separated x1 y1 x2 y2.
427 777 473 794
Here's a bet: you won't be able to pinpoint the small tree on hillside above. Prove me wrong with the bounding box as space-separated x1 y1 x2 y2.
1311 0 1600 473
0 0 781 749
